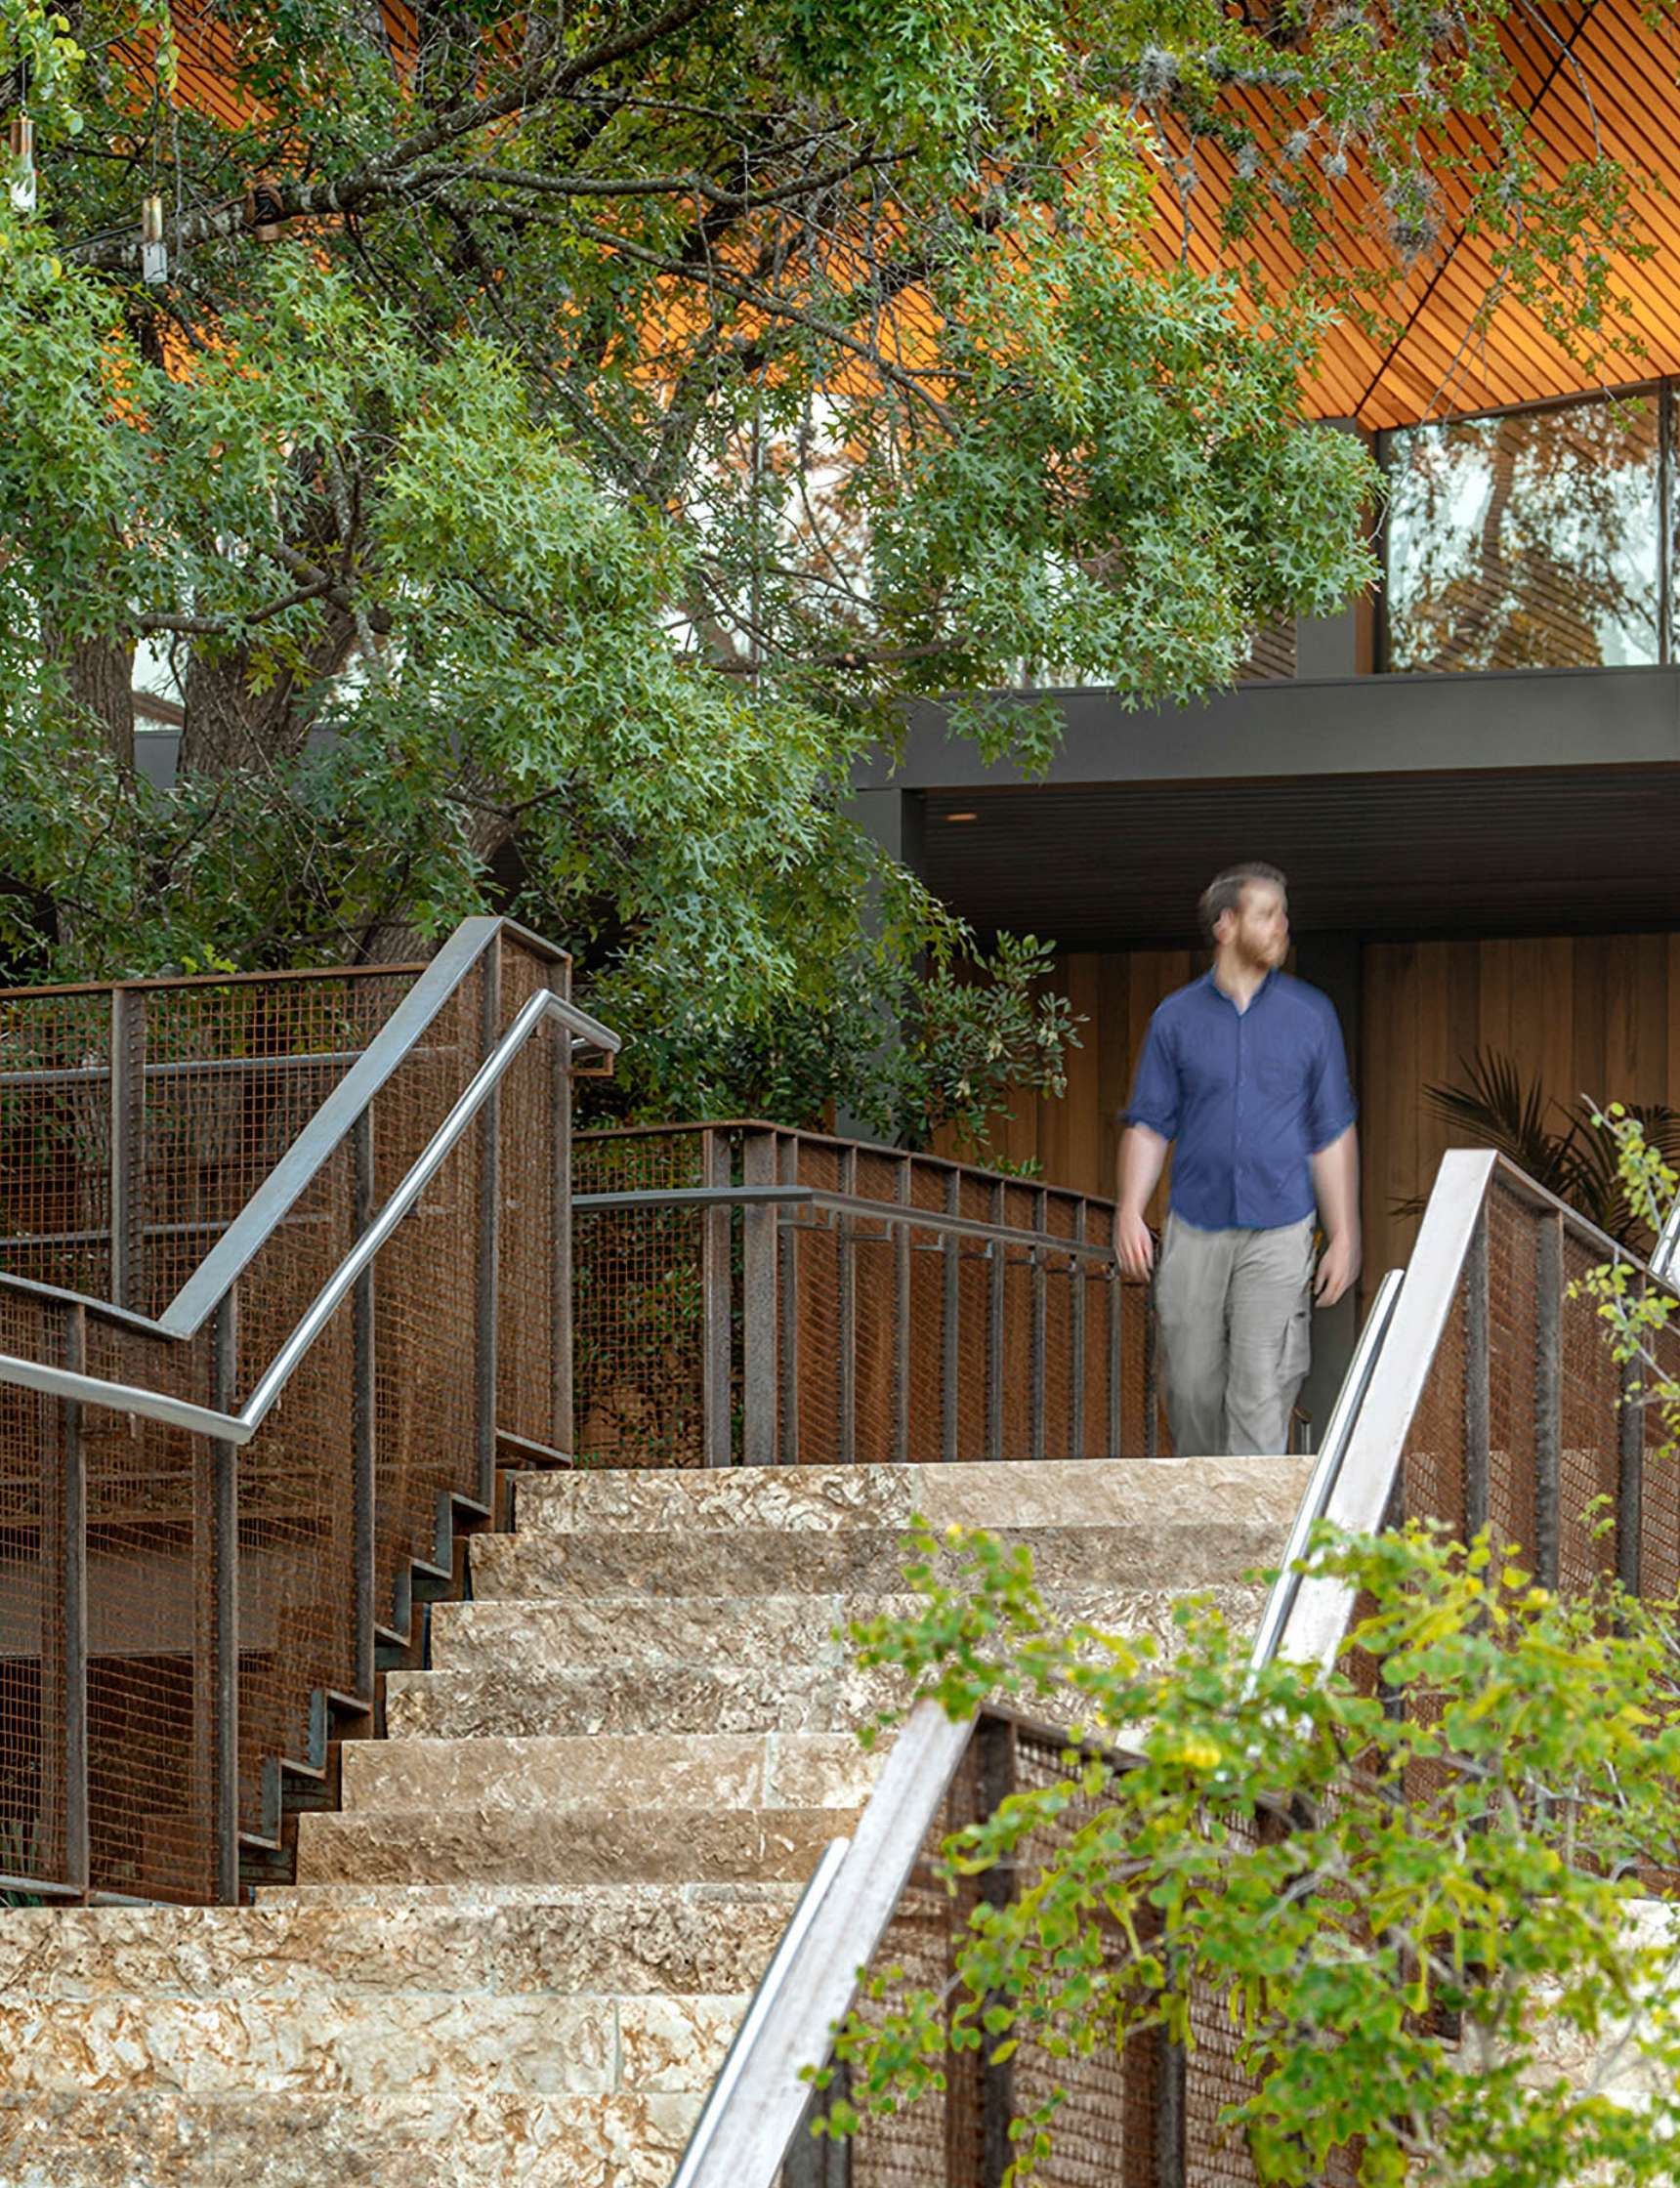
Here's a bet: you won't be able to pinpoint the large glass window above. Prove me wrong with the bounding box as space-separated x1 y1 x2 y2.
1382 392 1664 672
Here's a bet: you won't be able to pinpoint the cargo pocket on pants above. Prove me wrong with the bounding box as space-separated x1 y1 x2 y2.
1280 1296 1312 1385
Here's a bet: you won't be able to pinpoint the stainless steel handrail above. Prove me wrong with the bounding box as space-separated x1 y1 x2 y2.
670 1836 852 2188
677 1698 975 2188
1246 1266 1405 1679
574 1182 1132 1263
0 979 618 1441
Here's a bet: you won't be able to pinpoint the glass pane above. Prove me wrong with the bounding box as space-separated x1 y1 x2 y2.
1382 396 1661 672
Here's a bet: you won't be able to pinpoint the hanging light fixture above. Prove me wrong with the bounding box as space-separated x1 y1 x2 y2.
7 116 36 214
140 192 168 285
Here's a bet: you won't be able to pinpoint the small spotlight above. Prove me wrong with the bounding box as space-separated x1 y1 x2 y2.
945 810 979 822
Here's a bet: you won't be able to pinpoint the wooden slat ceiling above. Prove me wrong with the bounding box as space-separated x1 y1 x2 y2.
1155 0 1680 427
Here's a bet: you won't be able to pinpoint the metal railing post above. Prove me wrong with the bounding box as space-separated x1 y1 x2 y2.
942 1170 960 1462
1029 1188 1048 1460
701 1129 734 1467
1069 1202 1087 1460
549 959 573 1456
987 1182 1005 1456
1464 1213 1491 1539
1620 1310 1645 1597
351 1109 377 1701
205 1288 240 1903
1107 1240 1123 1459
778 1136 801 1466
41 1302 88 1897
838 1149 858 1466
1144 1263 1159 1456
742 1129 778 1466
475 937 502 1505
109 988 146 1309
893 1157 911 1464
976 1715 1017 2186
1534 1213 1563 1588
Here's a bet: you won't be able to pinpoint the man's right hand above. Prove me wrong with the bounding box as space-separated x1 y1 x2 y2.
1115 1209 1155 1281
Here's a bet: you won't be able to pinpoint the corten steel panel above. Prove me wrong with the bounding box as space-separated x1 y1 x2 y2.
573 1133 710 1470
1558 1225 1627 1589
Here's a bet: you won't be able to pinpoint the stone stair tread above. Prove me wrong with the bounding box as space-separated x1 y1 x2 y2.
428 1584 1268 1671
0 2088 703 2188
0 1892 802 2000
468 1519 1290 1601
0 1991 744 2099
515 1454 1310 1537
344 1729 886 1814
383 1659 905 1740
296 1802 859 1887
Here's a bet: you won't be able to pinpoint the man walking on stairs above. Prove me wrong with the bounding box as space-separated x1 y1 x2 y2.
1114 863 1361 1456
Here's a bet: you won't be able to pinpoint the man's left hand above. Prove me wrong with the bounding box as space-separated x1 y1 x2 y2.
1315 1232 1361 1308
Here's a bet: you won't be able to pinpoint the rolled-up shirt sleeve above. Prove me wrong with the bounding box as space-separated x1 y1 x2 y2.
1122 1009 1180 1141
1307 1006 1357 1153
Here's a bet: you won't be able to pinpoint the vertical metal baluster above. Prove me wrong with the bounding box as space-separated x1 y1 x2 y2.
893 1157 912 1463
1144 1262 1159 1457
1070 1202 1087 1460
742 1129 777 1467
778 1136 800 1465
1464 1213 1491 1540
351 1109 377 1703
109 988 146 1310
549 959 573 1457
1107 1246 1122 1460
208 1290 239 1904
701 1129 733 1468
44 1303 89 1898
838 1149 857 1465
977 1716 1017 2187
942 1170 960 1463
1620 1286 1645 1598
1535 1213 1562 1589
475 937 502 1506
1029 1189 1048 1460
987 1182 1005 1458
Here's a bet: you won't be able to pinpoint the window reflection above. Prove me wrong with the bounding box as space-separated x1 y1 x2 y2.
1382 396 1662 672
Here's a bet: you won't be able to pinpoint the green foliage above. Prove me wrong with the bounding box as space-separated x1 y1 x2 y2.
0 0 1665 1128
1392 1050 1680 1252
828 1519 1680 2186
1575 1104 1680 1472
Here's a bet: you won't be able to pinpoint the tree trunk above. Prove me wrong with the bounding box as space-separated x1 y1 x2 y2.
66 632 137 774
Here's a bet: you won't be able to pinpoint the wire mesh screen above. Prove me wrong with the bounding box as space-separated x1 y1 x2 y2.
574 1126 1154 1468
0 927 579 1903
0 968 420 1316
829 1721 1162 2188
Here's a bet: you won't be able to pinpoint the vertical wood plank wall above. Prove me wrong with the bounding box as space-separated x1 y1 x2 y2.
949 936 1680 1286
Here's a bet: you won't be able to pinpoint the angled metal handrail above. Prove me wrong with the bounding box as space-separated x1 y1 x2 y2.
1246 1266 1405 1679
0 973 618 1440
675 1698 975 2188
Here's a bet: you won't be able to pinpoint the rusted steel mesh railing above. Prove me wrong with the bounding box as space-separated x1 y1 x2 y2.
574 1124 1163 1467
1327 1155 1680 1609
0 920 604 1906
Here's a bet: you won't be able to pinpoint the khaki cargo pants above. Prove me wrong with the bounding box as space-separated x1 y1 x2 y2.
1154 1212 1315 1457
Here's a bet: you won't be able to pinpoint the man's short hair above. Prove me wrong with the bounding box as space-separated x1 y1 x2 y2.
1198 862 1287 946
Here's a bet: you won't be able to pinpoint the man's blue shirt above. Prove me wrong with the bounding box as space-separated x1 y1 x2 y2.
1122 970 1356 1232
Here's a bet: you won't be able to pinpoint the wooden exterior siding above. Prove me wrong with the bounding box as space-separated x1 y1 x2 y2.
948 935 1680 1291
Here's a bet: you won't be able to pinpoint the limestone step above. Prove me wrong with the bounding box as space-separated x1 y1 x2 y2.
384 1659 903 1740
468 1519 1286 1602
514 1454 1310 1539
0 2089 703 2187
427 1583 1259 1672
0 1990 741 2099
295 1802 857 1888
0 1887 800 1999
343 1730 885 1815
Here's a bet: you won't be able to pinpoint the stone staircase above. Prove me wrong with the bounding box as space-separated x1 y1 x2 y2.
0 1453 1310 2187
